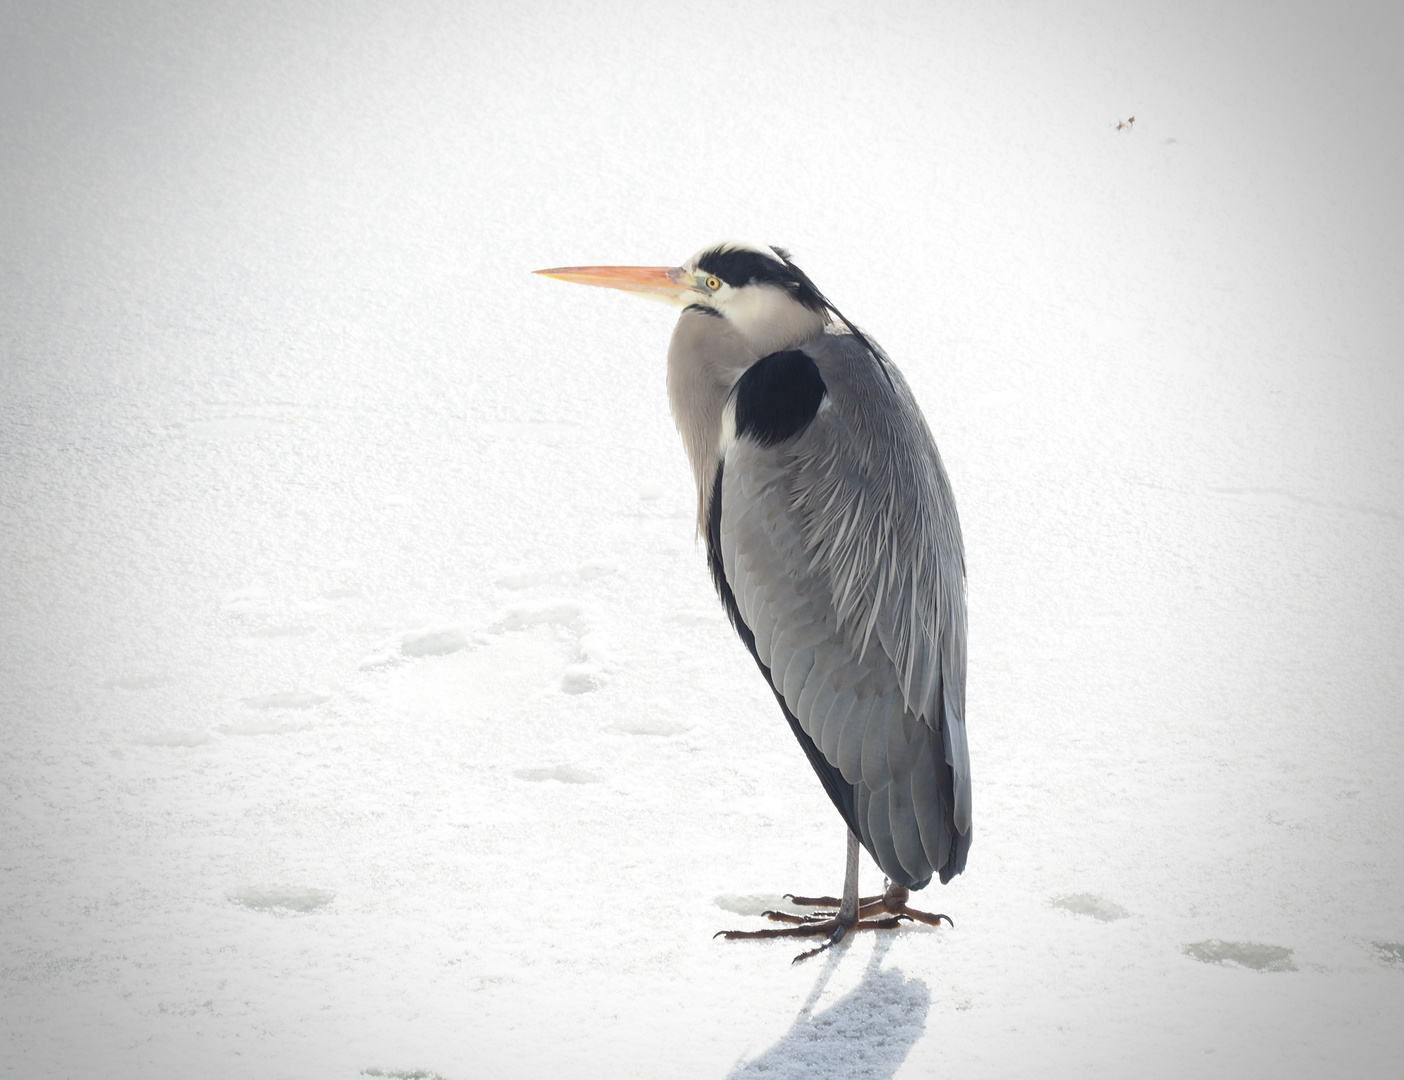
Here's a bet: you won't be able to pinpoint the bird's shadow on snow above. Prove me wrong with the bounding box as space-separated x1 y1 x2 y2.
727 936 929 1080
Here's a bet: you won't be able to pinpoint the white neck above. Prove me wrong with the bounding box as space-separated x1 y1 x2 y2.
722 286 827 358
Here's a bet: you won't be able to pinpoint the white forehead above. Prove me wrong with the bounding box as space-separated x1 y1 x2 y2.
683 240 785 272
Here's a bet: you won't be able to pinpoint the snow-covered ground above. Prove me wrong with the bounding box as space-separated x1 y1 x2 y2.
3 2 1403 1077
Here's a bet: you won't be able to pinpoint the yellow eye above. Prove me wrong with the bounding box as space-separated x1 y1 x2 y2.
705 276 721 291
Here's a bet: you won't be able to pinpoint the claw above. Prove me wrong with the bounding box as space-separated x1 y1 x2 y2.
793 925 846 963
791 944 830 963
898 907 953 928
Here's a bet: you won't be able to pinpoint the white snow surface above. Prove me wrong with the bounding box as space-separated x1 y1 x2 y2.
3 2 1403 1077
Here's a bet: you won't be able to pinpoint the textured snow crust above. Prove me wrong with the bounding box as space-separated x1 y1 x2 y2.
2 2 1403 1077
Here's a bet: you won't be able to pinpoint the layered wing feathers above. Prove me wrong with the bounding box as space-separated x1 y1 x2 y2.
717 331 970 887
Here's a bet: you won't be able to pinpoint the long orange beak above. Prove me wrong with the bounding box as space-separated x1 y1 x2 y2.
533 264 694 304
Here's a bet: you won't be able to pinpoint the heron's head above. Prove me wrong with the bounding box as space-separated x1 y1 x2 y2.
535 240 830 357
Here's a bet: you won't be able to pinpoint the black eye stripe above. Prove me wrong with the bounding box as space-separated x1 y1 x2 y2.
695 247 826 312
697 248 786 288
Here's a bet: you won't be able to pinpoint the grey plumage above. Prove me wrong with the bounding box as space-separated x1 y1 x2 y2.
536 241 971 905
710 327 970 887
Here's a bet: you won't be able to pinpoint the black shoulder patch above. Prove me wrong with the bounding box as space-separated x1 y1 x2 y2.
706 462 860 843
732 350 827 447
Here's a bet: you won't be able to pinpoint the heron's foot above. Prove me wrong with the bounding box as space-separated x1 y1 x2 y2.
715 912 906 964
716 882 951 963
785 883 954 928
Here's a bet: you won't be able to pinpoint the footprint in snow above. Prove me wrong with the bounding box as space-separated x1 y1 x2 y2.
513 765 600 784
228 886 334 914
357 624 475 669
1051 893 1130 922
215 691 327 735
220 718 315 736
360 564 612 690
400 628 471 658
1183 939 1296 972
493 598 608 695
221 586 271 614
1372 942 1404 967
715 894 805 918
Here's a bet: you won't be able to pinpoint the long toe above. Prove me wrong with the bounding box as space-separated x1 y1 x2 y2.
896 905 953 927
783 894 842 907
716 922 835 941
759 909 823 925
717 912 920 963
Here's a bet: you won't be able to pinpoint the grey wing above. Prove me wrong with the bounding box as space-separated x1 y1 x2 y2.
718 333 971 888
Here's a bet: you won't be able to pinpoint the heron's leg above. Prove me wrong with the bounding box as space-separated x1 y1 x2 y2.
719 831 921 963
776 830 864 960
837 828 860 925
763 830 862 925
785 834 881 911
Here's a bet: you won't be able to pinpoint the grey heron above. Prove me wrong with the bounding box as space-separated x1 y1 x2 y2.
535 242 970 960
